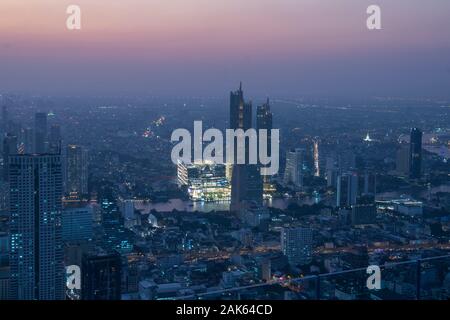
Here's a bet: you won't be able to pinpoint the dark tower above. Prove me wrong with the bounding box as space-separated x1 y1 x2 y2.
34 112 48 153
409 128 422 179
229 83 262 212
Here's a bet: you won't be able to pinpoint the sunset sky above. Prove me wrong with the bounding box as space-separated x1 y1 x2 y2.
1 0 450 98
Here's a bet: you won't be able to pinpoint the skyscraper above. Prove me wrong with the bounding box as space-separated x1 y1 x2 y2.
230 83 263 211
81 252 122 300
409 128 422 179
257 99 274 190
281 227 313 266
66 145 89 198
283 148 304 189
2 134 18 181
313 139 320 177
8 154 64 300
396 143 410 176
34 112 48 153
336 172 359 208
49 124 62 154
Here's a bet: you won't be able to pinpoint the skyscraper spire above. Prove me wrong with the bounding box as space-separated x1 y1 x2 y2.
239 81 242 92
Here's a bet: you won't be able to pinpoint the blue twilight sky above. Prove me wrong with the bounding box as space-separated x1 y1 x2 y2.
0 0 450 98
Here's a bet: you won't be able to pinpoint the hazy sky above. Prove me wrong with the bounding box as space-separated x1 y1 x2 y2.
1 0 450 98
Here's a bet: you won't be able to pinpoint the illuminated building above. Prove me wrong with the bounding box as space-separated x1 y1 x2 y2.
9 154 64 300
281 227 313 266
178 160 231 202
283 148 304 189
313 139 320 177
257 99 277 197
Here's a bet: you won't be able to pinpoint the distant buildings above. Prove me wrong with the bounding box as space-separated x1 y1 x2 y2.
8 154 64 300
409 128 423 179
2 134 17 181
281 227 313 266
283 148 305 189
34 112 48 153
377 199 423 217
66 144 89 198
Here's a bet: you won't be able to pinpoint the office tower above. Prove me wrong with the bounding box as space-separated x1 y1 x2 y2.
34 112 48 153
81 252 122 300
49 124 62 154
409 128 423 179
9 154 64 300
336 172 359 208
66 144 88 198
281 227 313 266
283 148 304 189
326 157 338 187
396 144 410 176
21 127 34 154
256 98 273 153
62 203 93 242
2 134 18 181
351 204 376 225
230 83 263 211
257 99 274 193
362 171 376 199
313 139 320 177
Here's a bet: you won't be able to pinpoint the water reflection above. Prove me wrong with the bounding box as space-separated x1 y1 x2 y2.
134 196 322 213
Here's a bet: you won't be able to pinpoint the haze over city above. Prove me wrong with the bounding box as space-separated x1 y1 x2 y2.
1 0 450 97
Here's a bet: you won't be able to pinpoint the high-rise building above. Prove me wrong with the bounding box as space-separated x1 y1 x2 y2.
21 127 34 154
81 252 122 300
283 148 304 189
396 144 410 176
256 98 273 150
409 128 422 179
281 227 313 266
66 144 88 198
34 112 48 153
49 124 62 154
2 134 18 181
313 139 320 177
230 83 263 211
257 99 275 194
8 154 64 300
336 172 359 208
